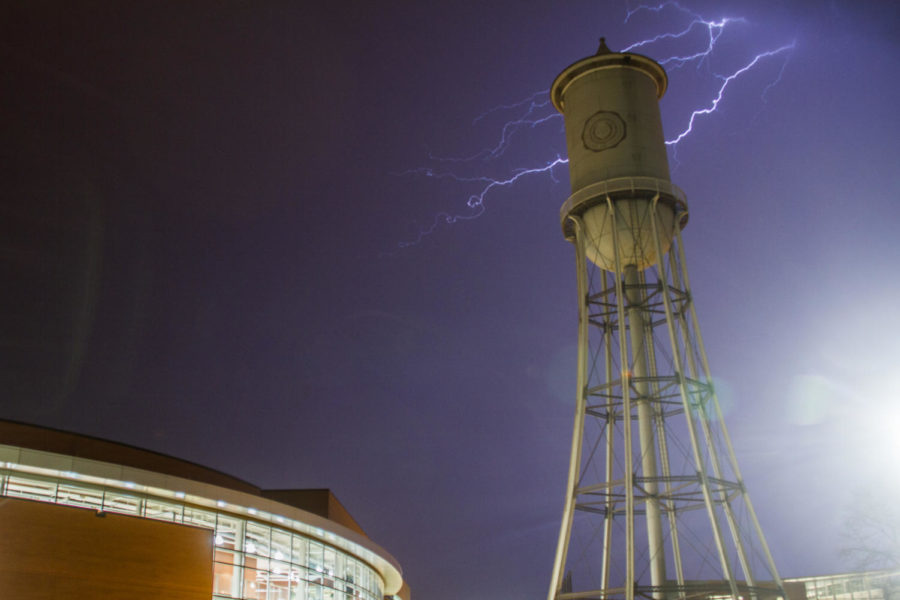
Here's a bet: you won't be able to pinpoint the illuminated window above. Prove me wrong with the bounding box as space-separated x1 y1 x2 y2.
103 490 141 515
246 521 270 557
6 475 56 502
292 535 308 565
57 483 103 509
213 559 240 598
0 470 387 600
309 542 324 577
267 561 291 600
185 506 217 529
145 498 182 522
272 529 291 561
216 514 241 550
242 568 264 599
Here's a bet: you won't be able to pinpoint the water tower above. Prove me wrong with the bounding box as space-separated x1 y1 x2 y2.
547 40 785 600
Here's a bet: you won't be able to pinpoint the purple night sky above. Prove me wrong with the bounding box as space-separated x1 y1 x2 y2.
3 1 900 598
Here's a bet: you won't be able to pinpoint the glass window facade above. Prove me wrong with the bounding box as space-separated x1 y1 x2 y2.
797 573 897 600
0 469 384 600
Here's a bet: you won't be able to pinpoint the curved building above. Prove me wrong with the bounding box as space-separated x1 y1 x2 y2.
0 419 408 600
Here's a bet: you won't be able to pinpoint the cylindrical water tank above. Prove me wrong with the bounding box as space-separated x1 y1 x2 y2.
552 41 687 272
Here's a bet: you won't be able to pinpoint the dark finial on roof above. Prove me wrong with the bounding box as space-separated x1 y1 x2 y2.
596 37 613 55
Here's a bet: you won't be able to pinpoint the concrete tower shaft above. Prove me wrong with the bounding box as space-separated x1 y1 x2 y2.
552 41 686 273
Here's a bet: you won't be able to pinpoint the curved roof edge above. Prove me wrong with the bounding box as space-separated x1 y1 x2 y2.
0 418 259 494
0 418 404 593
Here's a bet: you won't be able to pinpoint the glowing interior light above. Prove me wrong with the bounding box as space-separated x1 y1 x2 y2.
216 500 226 507
124 482 136 489
248 508 257 515
215 535 224 545
174 491 185 499
275 551 284 560
246 542 257 553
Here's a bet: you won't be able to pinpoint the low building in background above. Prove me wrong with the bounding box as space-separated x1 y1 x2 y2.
0 419 409 600
785 571 900 600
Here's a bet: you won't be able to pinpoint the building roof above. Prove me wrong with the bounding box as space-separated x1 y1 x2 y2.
0 418 366 535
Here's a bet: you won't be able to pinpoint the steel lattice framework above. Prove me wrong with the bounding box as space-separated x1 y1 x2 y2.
547 191 785 600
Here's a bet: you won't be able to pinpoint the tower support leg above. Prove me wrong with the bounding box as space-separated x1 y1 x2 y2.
549 196 786 600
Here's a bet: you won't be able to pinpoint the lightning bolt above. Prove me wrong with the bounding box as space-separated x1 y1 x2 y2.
472 90 551 126
391 1 795 250
396 157 569 249
623 9 744 70
665 42 796 146
426 106 561 164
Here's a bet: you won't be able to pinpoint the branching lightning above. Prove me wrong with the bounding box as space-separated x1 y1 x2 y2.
472 90 551 126
665 42 796 146
426 105 560 164
396 157 569 248
392 1 795 250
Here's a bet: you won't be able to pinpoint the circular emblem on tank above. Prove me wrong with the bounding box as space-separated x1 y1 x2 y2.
581 110 626 152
